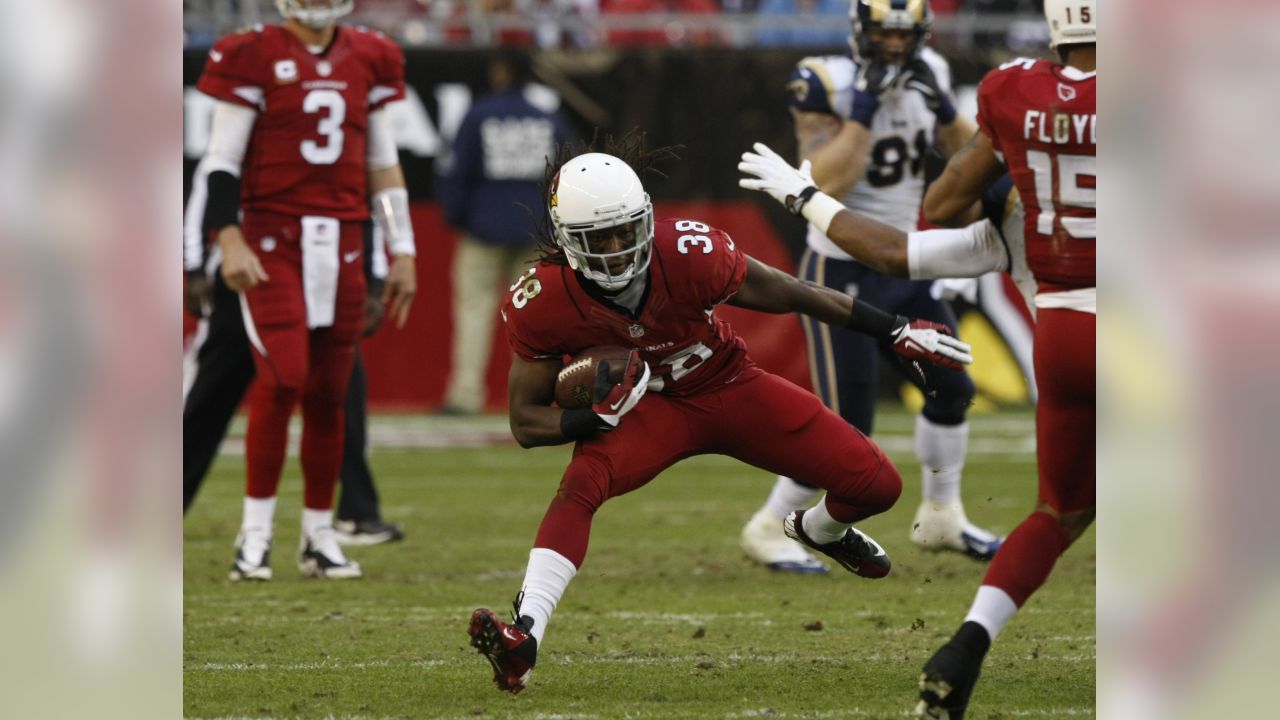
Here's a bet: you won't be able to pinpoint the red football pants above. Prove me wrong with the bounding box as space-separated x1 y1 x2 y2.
535 364 903 567
238 212 365 511
982 307 1095 606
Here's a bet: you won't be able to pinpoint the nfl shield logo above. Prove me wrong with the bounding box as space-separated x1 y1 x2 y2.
317 61 332 77
1057 83 1076 102
628 324 645 338
274 59 298 83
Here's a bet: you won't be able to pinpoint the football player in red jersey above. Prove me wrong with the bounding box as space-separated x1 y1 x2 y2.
190 0 417 580
467 144 975 694
910 0 1095 715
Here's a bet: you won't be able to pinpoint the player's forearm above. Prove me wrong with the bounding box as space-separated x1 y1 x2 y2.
924 131 1005 227
810 122 871 197
369 165 415 257
823 211 910 276
937 117 978 158
509 405 575 448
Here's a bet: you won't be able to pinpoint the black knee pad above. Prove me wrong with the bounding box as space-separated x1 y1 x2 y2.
921 367 976 426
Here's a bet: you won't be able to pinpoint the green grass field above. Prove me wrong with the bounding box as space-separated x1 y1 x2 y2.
183 406 1094 719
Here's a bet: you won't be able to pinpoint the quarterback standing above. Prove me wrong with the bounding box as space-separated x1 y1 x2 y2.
467 145 974 694
189 0 416 580
739 0 1003 575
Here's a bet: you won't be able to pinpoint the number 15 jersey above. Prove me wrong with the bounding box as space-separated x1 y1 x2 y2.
977 58 1095 292
196 24 406 221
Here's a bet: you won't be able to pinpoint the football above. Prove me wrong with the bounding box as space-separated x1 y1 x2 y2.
555 346 634 409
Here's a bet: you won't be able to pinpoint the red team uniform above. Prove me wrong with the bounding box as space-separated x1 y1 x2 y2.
976 58 1096 581
502 219 904 568
195 24 405 517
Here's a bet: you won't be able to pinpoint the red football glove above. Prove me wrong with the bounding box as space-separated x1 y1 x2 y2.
591 350 651 428
889 317 974 370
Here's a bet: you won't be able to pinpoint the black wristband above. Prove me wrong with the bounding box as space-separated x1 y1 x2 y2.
204 170 242 236
844 299 904 339
560 407 607 441
786 185 820 216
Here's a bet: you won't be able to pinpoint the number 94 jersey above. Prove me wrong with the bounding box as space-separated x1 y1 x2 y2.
501 219 754 398
196 24 406 221
788 49 953 255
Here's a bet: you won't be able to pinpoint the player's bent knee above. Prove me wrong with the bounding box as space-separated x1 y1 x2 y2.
857 458 903 516
555 457 612 514
921 370 976 425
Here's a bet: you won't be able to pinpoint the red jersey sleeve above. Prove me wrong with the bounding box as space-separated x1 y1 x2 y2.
501 265 570 362
365 31 406 111
195 29 267 110
655 219 748 309
976 60 1030 159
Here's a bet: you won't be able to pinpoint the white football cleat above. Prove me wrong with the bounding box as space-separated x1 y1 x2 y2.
740 508 828 574
911 502 1003 562
298 527 363 579
230 529 273 581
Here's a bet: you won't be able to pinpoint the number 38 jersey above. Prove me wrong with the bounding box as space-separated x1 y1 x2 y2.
977 58 1095 293
502 219 755 397
788 49 953 258
196 24 406 221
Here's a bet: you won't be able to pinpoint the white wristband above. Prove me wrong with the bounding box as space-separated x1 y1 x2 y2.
371 187 415 257
800 192 845 236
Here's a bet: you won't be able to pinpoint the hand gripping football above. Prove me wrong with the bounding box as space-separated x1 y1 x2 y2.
554 346 634 409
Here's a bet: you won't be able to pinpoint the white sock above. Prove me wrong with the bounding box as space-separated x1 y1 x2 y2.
762 476 824 519
964 585 1018 641
301 507 333 540
242 496 277 534
801 499 851 544
916 415 968 504
518 548 578 646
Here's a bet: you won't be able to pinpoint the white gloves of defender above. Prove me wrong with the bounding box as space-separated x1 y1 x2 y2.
738 142 816 212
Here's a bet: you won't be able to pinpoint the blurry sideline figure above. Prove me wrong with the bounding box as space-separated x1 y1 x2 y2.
185 0 417 580
438 49 574 415
467 141 974 695
740 0 1002 576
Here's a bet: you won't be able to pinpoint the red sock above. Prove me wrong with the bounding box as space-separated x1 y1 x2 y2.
981 510 1069 606
300 391 343 510
532 457 610 568
244 380 300 499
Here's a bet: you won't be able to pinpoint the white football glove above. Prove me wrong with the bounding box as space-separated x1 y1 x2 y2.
738 142 818 215
889 318 974 369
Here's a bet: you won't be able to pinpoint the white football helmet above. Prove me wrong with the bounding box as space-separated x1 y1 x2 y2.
548 153 654 291
1043 0 1096 49
275 0 353 30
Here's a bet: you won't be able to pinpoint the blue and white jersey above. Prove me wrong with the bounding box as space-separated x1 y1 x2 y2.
788 48 953 260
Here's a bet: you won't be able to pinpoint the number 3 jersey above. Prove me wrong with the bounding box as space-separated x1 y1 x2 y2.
501 219 754 398
196 24 406 221
788 49 953 258
977 58 1095 294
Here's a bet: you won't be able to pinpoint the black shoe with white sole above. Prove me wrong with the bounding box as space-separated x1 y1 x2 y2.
334 519 405 546
297 530 363 579
229 532 272 581
783 509 892 578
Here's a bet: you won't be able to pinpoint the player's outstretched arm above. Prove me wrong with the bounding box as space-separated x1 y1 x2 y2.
923 130 1004 227
739 142 908 275
726 256 972 369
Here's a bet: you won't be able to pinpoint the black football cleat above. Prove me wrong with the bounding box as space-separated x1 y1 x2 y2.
334 518 406 546
915 622 991 719
784 509 891 578
469 608 538 694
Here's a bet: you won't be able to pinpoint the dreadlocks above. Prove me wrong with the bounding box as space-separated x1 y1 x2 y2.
526 128 682 266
